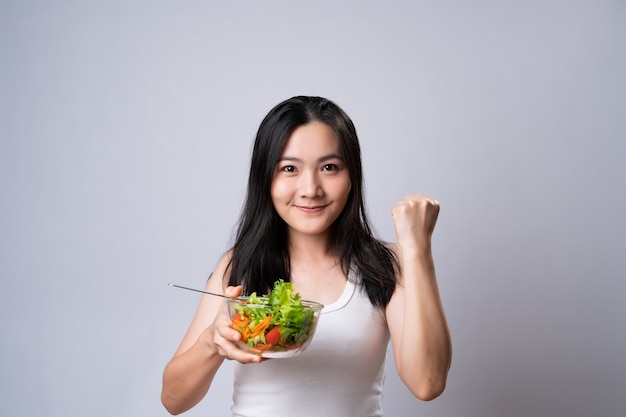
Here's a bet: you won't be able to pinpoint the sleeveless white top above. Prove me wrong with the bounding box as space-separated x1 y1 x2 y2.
231 277 390 417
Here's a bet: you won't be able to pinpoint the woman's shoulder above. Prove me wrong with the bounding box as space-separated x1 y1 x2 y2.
209 250 234 289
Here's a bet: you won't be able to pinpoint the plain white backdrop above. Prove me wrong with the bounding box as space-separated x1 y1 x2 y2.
1 1 625 416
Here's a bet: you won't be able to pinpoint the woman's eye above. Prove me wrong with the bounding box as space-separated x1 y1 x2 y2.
322 164 338 172
281 165 296 173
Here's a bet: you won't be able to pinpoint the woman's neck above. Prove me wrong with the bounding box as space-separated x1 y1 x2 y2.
287 230 335 262
286 232 347 305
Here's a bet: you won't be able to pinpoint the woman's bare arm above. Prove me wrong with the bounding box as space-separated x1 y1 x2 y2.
386 195 452 401
161 254 260 415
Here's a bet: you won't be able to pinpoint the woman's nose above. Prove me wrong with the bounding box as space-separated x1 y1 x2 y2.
299 170 322 197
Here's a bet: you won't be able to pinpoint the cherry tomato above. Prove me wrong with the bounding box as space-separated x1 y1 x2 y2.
265 326 281 345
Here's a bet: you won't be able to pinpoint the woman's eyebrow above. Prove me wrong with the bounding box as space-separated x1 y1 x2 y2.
277 153 343 163
318 153 344 162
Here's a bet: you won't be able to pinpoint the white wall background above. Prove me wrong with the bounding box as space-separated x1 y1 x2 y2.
1 1 624 416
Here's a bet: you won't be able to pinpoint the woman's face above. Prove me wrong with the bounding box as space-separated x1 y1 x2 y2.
271 121 352 240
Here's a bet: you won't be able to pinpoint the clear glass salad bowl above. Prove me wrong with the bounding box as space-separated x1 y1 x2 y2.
225 296 323 358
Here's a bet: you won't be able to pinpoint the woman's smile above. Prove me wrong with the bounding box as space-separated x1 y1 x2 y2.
295 204 328 213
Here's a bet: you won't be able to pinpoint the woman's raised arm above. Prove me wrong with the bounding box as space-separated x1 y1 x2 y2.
385 194 452 401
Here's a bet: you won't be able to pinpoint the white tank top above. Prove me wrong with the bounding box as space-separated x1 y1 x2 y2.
231 277 390 417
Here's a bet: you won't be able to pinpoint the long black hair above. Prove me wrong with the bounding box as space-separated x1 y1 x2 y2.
227 96 398 308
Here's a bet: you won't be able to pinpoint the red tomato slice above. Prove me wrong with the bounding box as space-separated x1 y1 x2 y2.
265 326 281 346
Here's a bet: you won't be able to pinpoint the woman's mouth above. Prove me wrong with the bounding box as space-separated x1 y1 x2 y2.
295 205 326 213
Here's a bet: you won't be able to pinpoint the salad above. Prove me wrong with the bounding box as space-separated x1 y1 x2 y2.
229 280 319 352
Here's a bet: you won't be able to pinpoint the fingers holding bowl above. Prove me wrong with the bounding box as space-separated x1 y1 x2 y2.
213 308 262 363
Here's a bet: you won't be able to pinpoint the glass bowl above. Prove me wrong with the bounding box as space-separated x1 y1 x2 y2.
225 296 323 358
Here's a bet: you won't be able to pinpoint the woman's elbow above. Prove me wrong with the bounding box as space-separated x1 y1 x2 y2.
161 391 185 416
399 370 448 402
410 380 446 401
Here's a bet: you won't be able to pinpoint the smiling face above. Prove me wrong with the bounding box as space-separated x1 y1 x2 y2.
271 121 352 240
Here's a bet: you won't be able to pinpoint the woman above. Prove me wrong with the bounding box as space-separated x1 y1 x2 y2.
161 96 452 416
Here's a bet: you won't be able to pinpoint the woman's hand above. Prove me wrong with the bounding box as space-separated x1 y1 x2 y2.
208 285 263 364
391 194 440 253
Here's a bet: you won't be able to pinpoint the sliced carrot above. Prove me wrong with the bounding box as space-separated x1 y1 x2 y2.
255 343 274 351
250 316 272 338
241 326 251 342
232 318 249 329
232 312 252 330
